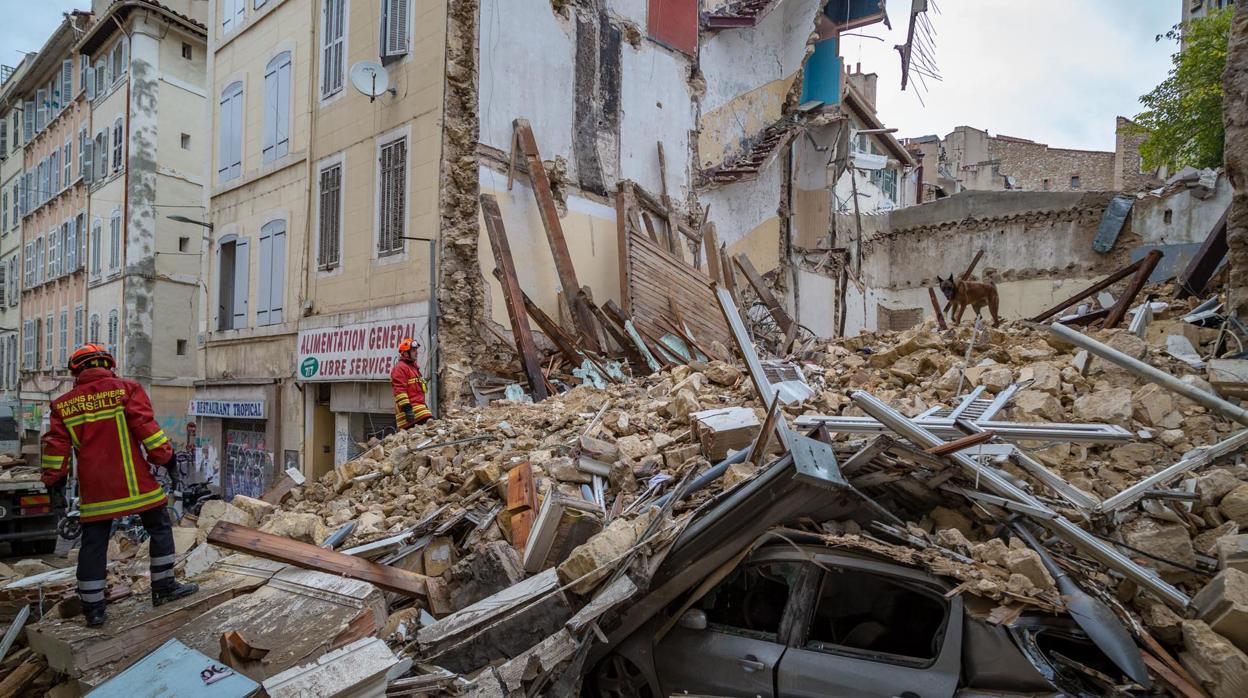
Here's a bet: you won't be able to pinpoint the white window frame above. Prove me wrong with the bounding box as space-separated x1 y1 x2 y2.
380 0 412 59
315 152 345 273
374 127 409 262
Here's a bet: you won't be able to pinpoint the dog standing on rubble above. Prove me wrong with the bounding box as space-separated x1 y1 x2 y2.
938 275 1002 326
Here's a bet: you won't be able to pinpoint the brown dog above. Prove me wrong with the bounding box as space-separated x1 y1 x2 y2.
938 276 1001 326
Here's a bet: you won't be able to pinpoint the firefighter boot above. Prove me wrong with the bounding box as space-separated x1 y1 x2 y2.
83 600 107 628
152 578 199 606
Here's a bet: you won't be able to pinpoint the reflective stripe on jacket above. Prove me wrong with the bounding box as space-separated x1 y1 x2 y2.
390 357 431 428
40 368 174 522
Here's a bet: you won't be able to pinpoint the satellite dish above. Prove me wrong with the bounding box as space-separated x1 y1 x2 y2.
349 61 393 102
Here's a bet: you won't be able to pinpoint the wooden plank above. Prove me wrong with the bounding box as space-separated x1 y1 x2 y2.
1176 205 1229 299
207 521 431 598
1141 652 1206 698
750 398 782 467
1104 249 1163 329
513 119 599 351
507 462 538 550
924 430 996 456
490 268 581 365
1028 257 1145 322
657 142 679 255
927 287 948 330
960 249 985 281
417 569 560 648
481 194 549 401
565 576 638 633
615 183 633 315
704 222 721 285
0 663 42 697
734 254 795 334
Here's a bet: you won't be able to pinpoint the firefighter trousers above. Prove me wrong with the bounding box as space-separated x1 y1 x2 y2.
78 507 176 604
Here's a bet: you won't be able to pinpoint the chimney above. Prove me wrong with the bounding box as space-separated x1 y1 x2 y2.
846 70 878 111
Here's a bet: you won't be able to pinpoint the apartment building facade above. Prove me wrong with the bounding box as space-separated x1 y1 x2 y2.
0 58 31 427
78 0 209 452
198 0 442 491
13 14 94 435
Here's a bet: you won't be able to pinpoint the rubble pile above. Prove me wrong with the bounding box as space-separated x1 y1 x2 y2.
0 287 1244 696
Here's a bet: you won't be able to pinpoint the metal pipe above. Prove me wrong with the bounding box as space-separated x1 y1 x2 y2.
1097 429 1248 513
850 391 1191 610
653 447 752 508
1050 323 1248 427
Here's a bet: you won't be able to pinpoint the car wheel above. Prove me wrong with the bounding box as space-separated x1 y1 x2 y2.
587 653 657 698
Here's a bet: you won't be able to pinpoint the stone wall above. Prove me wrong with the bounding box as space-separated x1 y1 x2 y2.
1114 116 1161 192
989 137 1116 192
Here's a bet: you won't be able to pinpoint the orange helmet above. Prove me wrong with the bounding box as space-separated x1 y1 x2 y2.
68 343 116 373
398 337 418 354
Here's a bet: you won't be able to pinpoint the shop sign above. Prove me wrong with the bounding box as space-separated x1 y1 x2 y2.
188 399 266 419
296 316 422 382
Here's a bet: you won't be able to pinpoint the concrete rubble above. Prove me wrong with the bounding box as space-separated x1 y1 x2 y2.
0 285 1240 696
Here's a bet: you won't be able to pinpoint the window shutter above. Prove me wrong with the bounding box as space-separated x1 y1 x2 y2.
48 227 58 278
322 0 345 96
378 139 407 255
0 260 7 307
98 131 108 181
61 59 73 109
110 214 121 270
74 307 83 346
64 142 71 184
113 119 123 171
319 164 341 268
383 0 411 58
0 123 7 159
35 90 46 132
83 135 93 184
118 39 128 76
86 66 96 100
66 217 76 272
263 63 277 161
233 239 249 327
80 55 88 92
23 101 33 141
271 225 285 323
50 150 58 193
257 229 271 326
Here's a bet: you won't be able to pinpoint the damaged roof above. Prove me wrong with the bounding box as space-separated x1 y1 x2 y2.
843 82 916 166
78 0 207 55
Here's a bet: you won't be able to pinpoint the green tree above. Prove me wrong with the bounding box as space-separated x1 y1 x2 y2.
1135 8 1233 172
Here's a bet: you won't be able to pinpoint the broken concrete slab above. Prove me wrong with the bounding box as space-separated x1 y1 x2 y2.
260 637 410 697
1193 568 1248 654
558 510 655 596
1181 619 1248 698
1219 534 1248 574
86 638 260 698
1209 359 1248 399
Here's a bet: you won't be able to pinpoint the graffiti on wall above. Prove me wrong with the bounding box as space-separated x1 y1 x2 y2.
224 429 276 500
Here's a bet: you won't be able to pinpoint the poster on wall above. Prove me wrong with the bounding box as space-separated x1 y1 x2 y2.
296 309 429 382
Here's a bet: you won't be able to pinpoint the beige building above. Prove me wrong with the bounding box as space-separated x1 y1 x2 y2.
200 0 441 490
12 13 94 437
0 57 32 425
78 0 209 455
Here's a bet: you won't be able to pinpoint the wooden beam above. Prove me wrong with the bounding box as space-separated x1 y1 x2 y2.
734 254 795 334
657 142 679 255
704 222 721 285
207 521 431 597
481 194 550 401
924 430 996 457
720 244 739 300
490 268 581 365
1176 206 1229 299
1104 250 1163 329
960 249 985 280
583 291 649 369
927 287 948 331
507 462 538 551
1028 257 1146 323
513 118 600 350
750 398 782 468
615 183 634 316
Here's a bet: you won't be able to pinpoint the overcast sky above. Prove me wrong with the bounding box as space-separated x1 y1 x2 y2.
5 1 1180 152
849 0 1180 150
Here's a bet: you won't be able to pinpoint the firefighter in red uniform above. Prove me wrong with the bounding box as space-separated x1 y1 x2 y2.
41 345 199 627
390 337 433 429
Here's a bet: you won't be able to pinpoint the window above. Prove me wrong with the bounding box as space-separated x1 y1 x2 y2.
377 137 407 257
95 130 109 182
111 38 128 82
64 140 72 184
1 192 6 232
67 215 79 272
318 162 342 269
806 567 946 663
218 82 243 182
112 116 123 171
1164 209 1174 224
381 0 411 58
80 54 89 93
178 236 190 252
7 256 17 305
1041 178 1050 191
45 315 53 369
89 313 100 343
181 133 191 149
61 59 73 110
255 0 268 8
10 183 16 227
79 126 89 181
34 237 43 285
50 149 59 193
94 59 106 97
35 89 46 132
1070 175 1080 190
21 320 33 370
697 562 804 642
107 310 118 357
22 100 33 141
176 339 188 355
0 260 5 307
22 243 31 289
48 226 59 278
60 222 70 275
74 306 83 347
0 118 6 159
217 235 249 330
321 0 346 98
91 218 102 277
59 310 68 367
222 0 246 34
257 220 286 326
263 52 291 162
109 210 122 271
182 42 193 60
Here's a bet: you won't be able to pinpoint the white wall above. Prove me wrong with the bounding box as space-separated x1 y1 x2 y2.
699 0 822 115
619 43 695 199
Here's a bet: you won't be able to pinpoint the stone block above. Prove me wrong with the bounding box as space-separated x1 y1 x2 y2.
1122 517 1196 581
558 511 654 596
1073 387 1133 425
1019 362 1061 395
258 512 329 546
1132 384 1176 427
1192 568 1248 654
1004 548 1055 590
1219 535 1248 575
230 495 276 524
197 500 254 539
1221 485 1248 528
1181 620 1248 698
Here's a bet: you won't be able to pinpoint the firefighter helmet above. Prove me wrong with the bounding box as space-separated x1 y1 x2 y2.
398 337 418 354
68 343 116 373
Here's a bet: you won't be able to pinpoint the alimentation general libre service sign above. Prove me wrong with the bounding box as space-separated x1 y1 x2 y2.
296 317 422 382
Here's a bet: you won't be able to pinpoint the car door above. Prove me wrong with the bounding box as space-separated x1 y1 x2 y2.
654 560 817 698
776 560 963 698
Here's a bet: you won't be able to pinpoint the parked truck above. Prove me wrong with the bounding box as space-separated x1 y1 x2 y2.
0 402 63 555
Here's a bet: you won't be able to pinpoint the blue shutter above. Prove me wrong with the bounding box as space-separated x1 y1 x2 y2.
233 239 249 328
